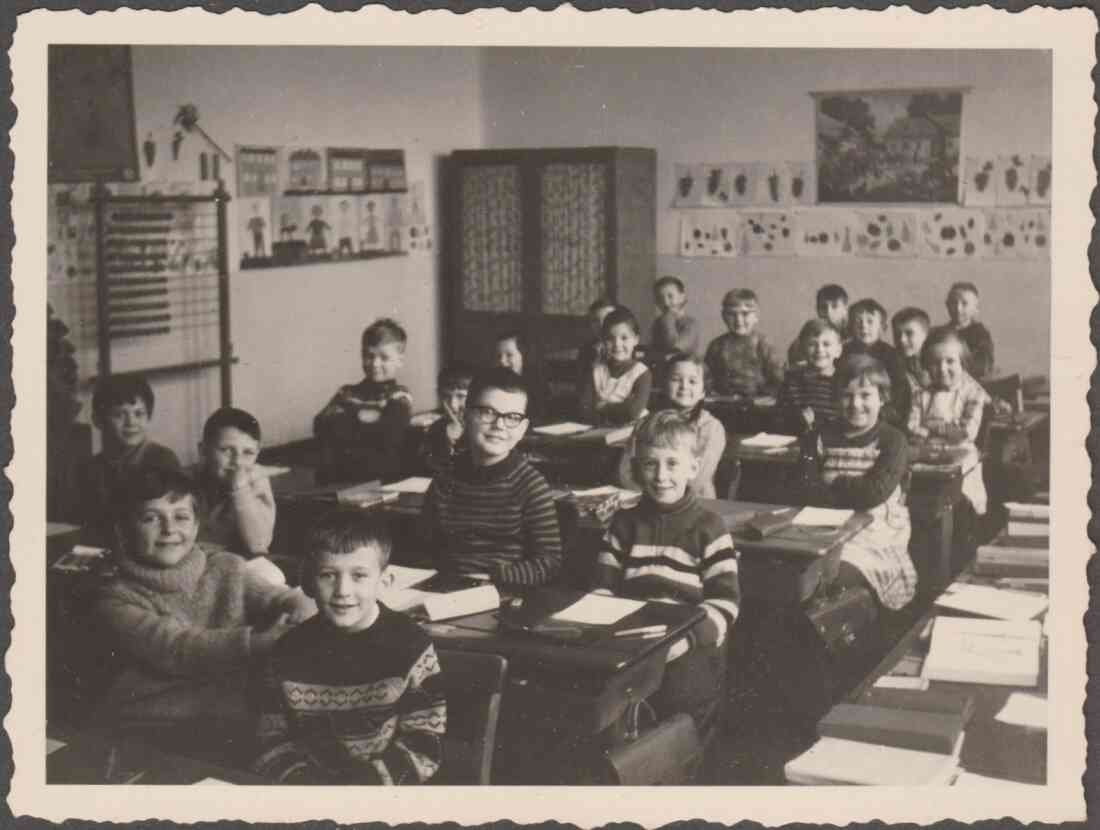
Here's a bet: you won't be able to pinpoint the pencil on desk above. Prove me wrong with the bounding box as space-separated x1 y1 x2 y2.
614 624 667 638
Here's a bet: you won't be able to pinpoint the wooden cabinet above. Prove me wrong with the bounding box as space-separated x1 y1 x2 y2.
443 147 656 367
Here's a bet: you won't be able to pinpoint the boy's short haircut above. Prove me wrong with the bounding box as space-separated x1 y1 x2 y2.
722 288 759 308
588 296 616 315
834 354 892 404
666 350 705 371
654 275 686 295
798 318 842 345
947 281 980 302
466 367 530 410
437 361 475 392
114 466 202 525
632 410 699 457
816 284 849 306
848 298 888 323
920 325 971 369
361 318 408 352
601 306 641 337
202 406 262 445
891 306 932 333
92 375 155 418
301 509 394 588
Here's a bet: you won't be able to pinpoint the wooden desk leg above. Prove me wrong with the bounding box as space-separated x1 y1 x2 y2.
935 504 954 590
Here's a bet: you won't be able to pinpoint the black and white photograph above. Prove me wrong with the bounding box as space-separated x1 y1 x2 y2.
7 6 1093 827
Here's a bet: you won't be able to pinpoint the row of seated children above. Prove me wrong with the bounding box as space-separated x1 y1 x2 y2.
84 356 927 781
63 376 283 581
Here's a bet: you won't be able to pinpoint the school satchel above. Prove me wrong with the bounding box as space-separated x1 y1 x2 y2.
600 712 703 785
809 584 879 659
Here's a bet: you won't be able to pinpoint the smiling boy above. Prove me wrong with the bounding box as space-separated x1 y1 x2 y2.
704 288 783 397
422 367 563 587
314 318 413 484
945 282 995 379
593 411 739 726
253 510 445 785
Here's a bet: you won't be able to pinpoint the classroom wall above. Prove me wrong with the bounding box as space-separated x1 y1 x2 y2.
478 48 1053 378
125 46 485 459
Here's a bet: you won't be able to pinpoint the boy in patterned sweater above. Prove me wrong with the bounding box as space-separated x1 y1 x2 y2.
423 367 563 587
593 411 740 726
253 510 445 784
314 318 413 484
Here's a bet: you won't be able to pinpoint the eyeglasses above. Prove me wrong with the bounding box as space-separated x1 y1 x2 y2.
468 405 527 429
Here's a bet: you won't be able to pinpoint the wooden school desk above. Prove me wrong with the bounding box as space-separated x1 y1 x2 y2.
522 424 632 486
843 574 1047 785
728 436 980 593
47 727 269 785
418 586 704 783
699 499 872 606
704 394 778 437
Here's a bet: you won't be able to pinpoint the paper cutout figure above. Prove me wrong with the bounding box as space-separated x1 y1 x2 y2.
963 156 999 207
997 154 1030 206
239 198 271 264
754 164 789 207
721 162 755 207
853 211 917 258
274 196 302 242
793 209 855 257
787 162 816 206
982 209 1050 259
359 196 384 251
1028 155 1052 205
742 211 795 256
918 208 987 259
330 196 358 257
673 163 706 207
385 194 407 253
404 183 433 253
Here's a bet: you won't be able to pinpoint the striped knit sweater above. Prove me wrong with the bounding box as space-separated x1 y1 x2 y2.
423 450 563 587
801 420 909 511
252 607 445 785
593 492 740 648
776 366 840 429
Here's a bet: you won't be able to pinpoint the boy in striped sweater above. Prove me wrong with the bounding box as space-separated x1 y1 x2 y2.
593 411 740 726
253 510 445 784
423 367 563 587
776 318 843 433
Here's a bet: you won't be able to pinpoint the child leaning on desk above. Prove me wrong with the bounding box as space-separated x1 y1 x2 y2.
617 353 726 498
252 510 445 784
94 467 316 738
795 356 917 612
594 411 740 727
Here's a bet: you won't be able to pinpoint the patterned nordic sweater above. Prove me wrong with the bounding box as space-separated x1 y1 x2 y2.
253 607 445 785
593 492 740 648
423 450 563 587
313 378 412 482
704 332 783 397
800 420 910 511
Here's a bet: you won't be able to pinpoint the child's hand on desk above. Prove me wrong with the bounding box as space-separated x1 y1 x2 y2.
253 613 296 653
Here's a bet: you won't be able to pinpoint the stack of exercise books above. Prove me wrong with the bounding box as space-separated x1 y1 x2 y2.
974 502 1049 579
785 689 972 785
922 617 1043 688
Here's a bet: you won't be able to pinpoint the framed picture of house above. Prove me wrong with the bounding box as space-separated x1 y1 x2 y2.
327 148 370 192
813 87 966 203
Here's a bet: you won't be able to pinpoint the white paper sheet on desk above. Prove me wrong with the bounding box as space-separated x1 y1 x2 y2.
740 432 797 448
791 507 854 527
382 476 433 494
46 737 66 755
605 425 635 445
994 692 1047 730
386 565 437 591
256 464 291 479
551 593 645 625
934 583 1049 621
1004 502 1050 521
533 422 593 436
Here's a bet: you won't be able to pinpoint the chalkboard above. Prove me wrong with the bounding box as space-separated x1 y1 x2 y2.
48 45 139 183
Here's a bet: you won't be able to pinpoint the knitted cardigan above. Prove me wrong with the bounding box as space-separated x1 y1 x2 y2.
593 492 741 649
95 545 307 724
252 607 445 785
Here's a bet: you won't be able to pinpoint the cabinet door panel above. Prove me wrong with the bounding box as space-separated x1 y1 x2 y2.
539 162 609 316
459 164 524 313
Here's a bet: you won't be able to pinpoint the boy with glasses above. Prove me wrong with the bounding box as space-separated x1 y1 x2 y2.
422 367 562 587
